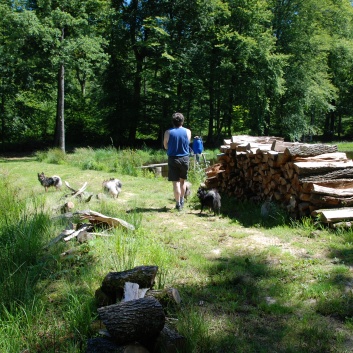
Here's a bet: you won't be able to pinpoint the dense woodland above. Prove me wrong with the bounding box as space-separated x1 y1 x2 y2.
1 0 353 152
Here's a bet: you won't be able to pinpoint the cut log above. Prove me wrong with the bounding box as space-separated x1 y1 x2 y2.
293 152 348 162
311 207 353 223
153 325 187 353
310 194 353 207
97 297 165 345
145 288 181 308
101 266 159 302
300 169 353 182
284 143 337 157
332 222 353 229
271 140 298 152
293 161 353 176
61 201 75 214
311 184 353 197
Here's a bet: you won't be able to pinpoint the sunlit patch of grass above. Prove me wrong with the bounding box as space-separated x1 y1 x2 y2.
35 148 67 164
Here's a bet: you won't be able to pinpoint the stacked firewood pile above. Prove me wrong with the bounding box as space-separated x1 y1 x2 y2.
86 266 186 353
206 135 353 226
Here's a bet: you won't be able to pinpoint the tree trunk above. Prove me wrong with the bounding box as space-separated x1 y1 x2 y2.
97 297 165 345
54 27 65 152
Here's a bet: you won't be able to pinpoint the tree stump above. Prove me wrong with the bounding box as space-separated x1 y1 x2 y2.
97 297 165 345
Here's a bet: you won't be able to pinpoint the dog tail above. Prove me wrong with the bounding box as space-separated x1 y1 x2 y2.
52 176 62 189
213 191 221 215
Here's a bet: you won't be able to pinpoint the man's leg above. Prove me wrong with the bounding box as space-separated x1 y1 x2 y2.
180 178 186 199
173 181 181 208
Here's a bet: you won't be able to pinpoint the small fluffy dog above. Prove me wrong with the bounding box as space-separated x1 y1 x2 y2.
102 178 122 199
197 186 221 215
37 172 62 192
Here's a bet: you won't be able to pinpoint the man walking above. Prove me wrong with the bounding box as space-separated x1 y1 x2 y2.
163 112 191 210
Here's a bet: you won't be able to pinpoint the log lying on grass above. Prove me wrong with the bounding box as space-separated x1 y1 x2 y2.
97 297 165 345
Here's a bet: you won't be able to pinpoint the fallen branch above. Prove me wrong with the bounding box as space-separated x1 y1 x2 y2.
80 210 135 231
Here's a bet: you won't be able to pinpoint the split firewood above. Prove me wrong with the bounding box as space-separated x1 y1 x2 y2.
293 161 353 176
311 183 353 197
310 194 353 207
97 297 165 345
312 207 353 223
123 282 149 302
293 152 349 163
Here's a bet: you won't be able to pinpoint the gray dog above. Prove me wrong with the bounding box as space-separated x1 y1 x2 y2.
102 178 122 199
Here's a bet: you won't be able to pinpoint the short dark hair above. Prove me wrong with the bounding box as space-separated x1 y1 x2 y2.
172 112 184 127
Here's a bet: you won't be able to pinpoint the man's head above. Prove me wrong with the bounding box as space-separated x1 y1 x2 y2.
172 112 184 127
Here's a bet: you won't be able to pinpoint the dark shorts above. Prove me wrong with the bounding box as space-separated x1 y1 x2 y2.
168 155 189 181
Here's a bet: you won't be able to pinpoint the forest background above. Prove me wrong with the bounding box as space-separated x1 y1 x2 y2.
1 0 353 153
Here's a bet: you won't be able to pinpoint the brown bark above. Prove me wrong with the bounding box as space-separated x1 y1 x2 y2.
293 161 353 176
97 297 165 345
101 266 158 302
284 143 337 157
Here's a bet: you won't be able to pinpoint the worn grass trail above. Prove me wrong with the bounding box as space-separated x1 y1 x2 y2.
1 157 353 352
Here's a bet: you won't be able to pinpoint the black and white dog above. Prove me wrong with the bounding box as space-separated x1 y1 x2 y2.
37 172 62 192
197 186 221 215
102 178 122 199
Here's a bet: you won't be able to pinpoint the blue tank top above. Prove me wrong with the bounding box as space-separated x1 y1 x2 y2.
167 127 189 157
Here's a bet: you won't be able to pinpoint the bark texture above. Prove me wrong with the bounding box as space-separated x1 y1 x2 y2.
97 297 165 345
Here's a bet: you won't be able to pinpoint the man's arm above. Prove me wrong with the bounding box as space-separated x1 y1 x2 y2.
186 128 191 142
163 130 170 150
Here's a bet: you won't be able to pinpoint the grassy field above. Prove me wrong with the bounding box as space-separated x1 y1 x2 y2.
1 145 353 352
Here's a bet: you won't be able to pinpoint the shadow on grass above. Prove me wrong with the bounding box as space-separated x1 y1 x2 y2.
176 252 345 353
128 207 169 213
219 193 291 229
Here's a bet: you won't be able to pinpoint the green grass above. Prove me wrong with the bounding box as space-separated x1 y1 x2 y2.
1 148 353 352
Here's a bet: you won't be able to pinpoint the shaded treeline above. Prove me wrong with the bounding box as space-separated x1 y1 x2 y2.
1 0 353 152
